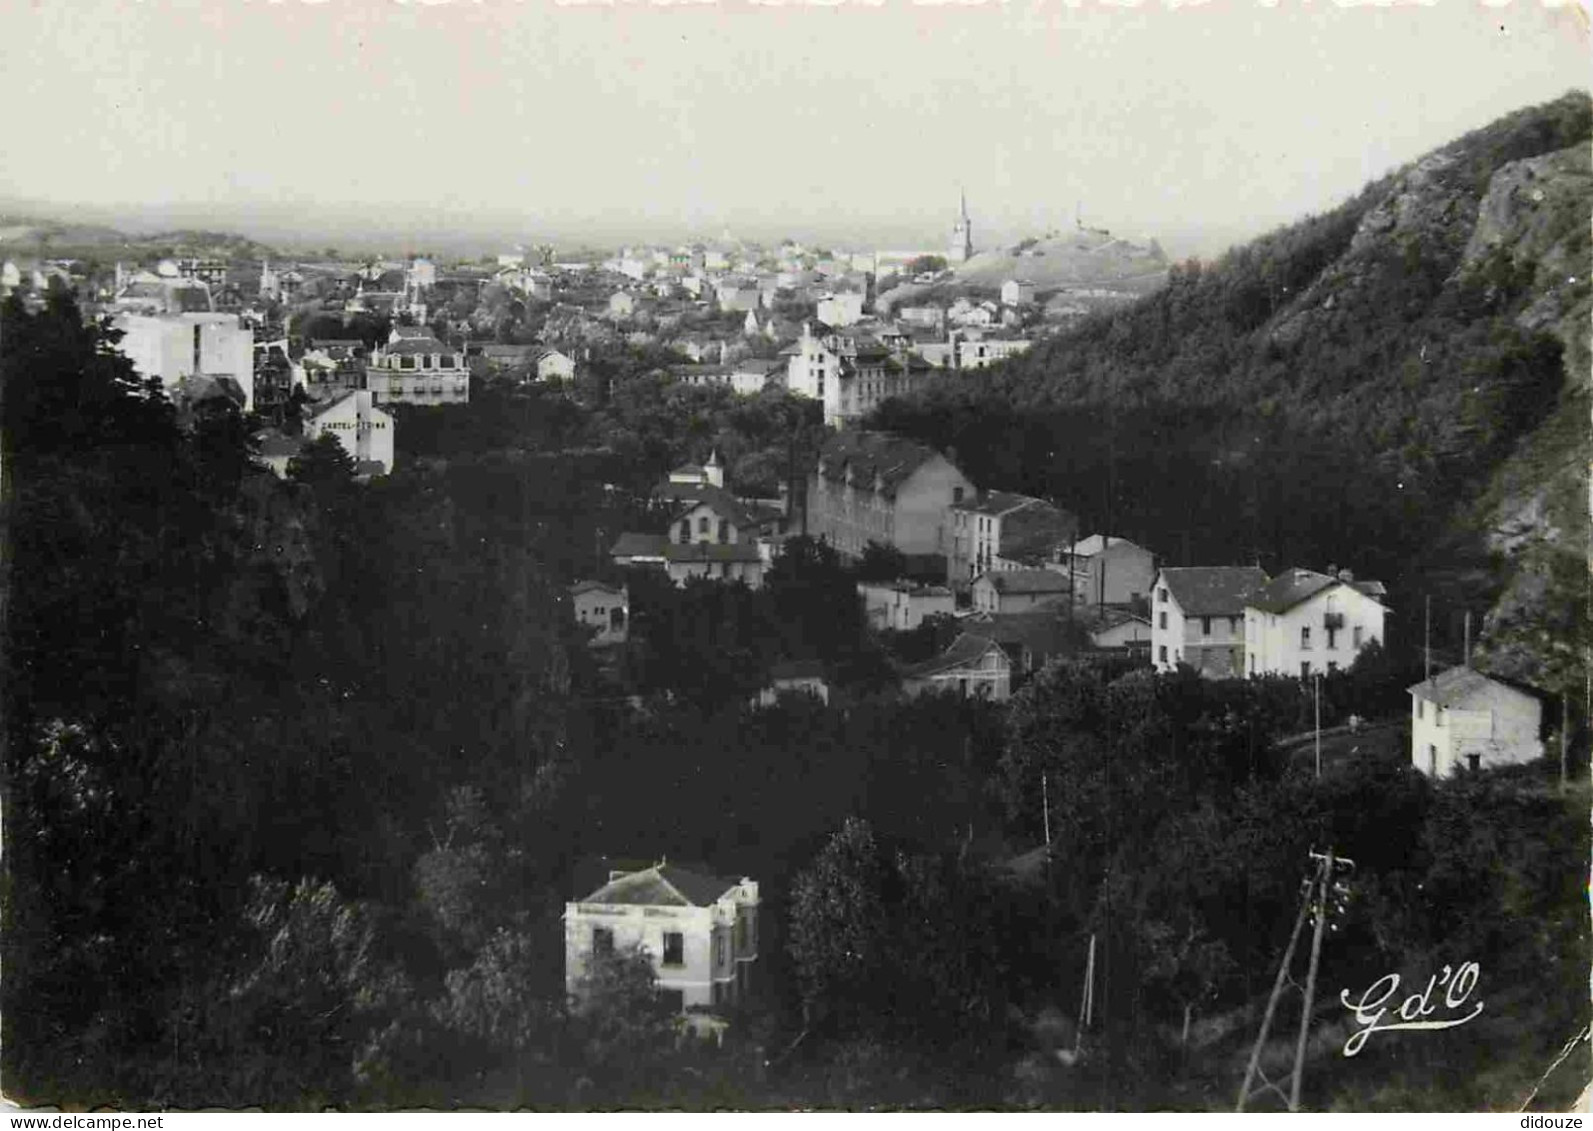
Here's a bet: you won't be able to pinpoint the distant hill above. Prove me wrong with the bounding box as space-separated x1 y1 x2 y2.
0 213 276 261
870 90 1591 701
954 227 1169 289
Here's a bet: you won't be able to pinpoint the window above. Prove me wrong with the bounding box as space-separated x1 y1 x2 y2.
1353 626 1364 648
1158 645 1168 664
1328 661 1339 673
718 519 729 543
1201 617 1211 636
1158 612 1168 630
1300 661 1311 678
714 934 726 967
1428 745 1438 775
1300 626 1312 650
662 932 684 967
1158 587 1168 603
1229 617 1240 633
1250 654 1256 675
678 521 690 544
697 516 710 535
1417 700 1424 719
1327 627 1339 650
1467 753 1480 773
712 981 725 1007
592 927 614 956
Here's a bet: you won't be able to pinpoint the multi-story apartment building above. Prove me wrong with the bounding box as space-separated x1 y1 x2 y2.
112 312 256 411
805 431 975 563
785 325 934 428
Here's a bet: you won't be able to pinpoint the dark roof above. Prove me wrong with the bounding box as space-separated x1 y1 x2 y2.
1408 666 1544 708
655 482 755 528
769 659 826 681
966 611 1073 655
902 633 1005 678
954 490 1035 517
1158 566 1269 617
979 569 1073 596
1000 501 1079 562
577 862 741 907
256 430 304 458
1247 568 1388 615
815 431 957 500
610 532 668 558
664 541 763 564
569 579 624 598
383 337 453 357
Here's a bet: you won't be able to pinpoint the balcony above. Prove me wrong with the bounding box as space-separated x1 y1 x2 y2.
1323 612 1345 631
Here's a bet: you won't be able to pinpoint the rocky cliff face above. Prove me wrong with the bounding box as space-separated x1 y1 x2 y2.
1466 143 1591 691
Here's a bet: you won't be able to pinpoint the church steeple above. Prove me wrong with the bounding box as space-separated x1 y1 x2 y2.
949 188 973 264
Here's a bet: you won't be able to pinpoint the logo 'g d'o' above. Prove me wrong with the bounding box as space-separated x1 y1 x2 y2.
1340 962 1483 1056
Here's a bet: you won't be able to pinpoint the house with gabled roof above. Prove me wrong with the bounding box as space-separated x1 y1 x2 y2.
1151 566 1269 677
365 334 469 405
611 461 768 587
564 861 759 1017
1408 666 1545 778
971 569 1074 615
1061 535 1156 609
948 491 1078 592
1244 567 1387 680
900 632 1011 701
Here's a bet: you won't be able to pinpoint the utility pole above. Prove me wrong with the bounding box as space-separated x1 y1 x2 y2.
1314 674 1322 780
1424 595 1432 683
1237 849 1355 1112
1463 610 1471 667
1074 932 1097 1059
1041 772 1052 847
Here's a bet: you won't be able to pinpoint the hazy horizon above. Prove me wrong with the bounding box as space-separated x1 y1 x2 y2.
1 1 1586 261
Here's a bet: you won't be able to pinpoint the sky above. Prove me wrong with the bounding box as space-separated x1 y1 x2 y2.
0 0 1586 257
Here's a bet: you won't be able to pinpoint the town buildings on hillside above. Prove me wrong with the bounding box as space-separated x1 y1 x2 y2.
113 311 256 411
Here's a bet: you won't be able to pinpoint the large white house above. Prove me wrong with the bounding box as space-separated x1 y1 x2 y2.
113 312 255 411
364 335 469 406
785 325 934 429
1244 567 1388 679
1409 666 1545 778
564 862 759 1015
1150 566 1270 677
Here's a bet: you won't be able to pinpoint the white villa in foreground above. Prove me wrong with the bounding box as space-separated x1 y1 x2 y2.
564 862 759 1016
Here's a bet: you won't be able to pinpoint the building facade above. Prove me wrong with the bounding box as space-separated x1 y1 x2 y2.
806 431 975 562
901 633 1010 701
113 312 256 411
1409 667 1544 778
564 863 759 1015
365 336 470 406
569 580 629 647
303 389 395 475
1150 566 1269 677
1244 568 1388 680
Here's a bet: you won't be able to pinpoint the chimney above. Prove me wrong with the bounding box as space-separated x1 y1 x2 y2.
1338 568 1354 582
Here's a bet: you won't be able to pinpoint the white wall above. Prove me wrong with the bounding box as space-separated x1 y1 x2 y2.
1246 584 1385 679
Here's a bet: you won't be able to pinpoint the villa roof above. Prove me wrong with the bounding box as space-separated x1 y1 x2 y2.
978 569 1072 596
610 532 668 559
663 541 763 565
1247 568 1388 615
1158 566 1269 617
902 632 1005 679
569 579 624 598
1069 534 1148 559
382 337 453 357
1408 666 1542 708
578 862 742 908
